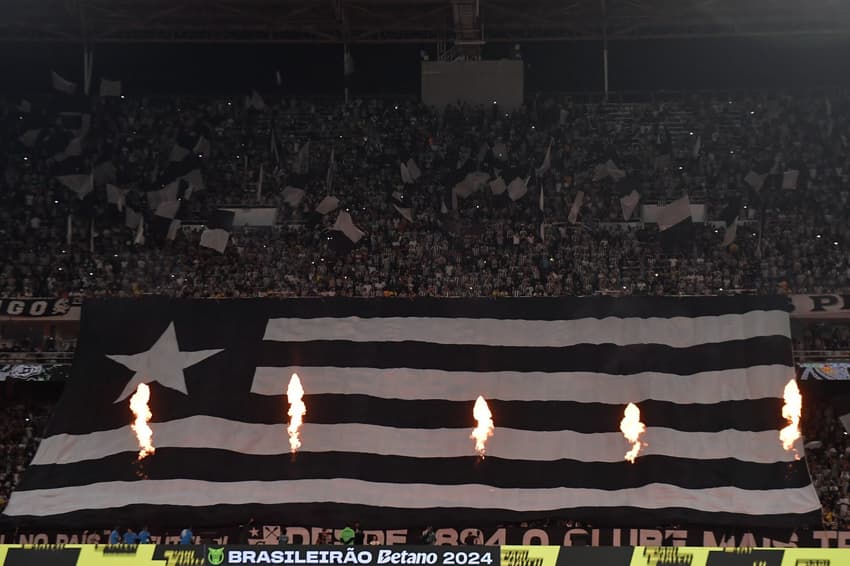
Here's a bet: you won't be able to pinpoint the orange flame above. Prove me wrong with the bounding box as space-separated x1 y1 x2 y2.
287 373 306 453
129 383 155 460
471 395 494 458
620 402 646 463
780 379 802 459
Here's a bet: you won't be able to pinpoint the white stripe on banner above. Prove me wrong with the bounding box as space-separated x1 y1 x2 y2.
4 478 821 517
31 417 803 466
262 311 789 348
251 365 790 403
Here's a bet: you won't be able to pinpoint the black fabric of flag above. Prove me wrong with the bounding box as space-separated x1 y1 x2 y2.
1 297 820 530
657 196 693 253
720 196 742 247
151 201 183 243
199 210 235 253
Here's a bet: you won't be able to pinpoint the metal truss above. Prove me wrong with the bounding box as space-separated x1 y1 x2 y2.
2 0 850 44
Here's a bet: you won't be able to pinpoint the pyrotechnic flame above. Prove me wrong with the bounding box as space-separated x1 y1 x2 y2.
620 402 646 463
129 383 155 460
780 378 802 460
470 395 494 458
287 373 306 453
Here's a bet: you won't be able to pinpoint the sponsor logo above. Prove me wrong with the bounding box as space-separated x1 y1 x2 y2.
209 547 226 566
163 548 206 566
640 547 695 565
153 545 207 566
101 544 139 555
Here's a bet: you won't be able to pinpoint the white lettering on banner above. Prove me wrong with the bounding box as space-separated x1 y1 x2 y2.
377 551 438 565
791 294 850 318
0 298 74 318
563 528 586 546
521 529 548 546
483 529 506 546
7 301 25 315
29 301 47 316
666 530 688 546
435 529 458 545
286 527 310 545
639 530 663 546
10 527 850 548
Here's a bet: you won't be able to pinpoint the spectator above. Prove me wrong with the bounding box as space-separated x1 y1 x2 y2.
179 527 193 545
0 403 51 513
238 518 255 544
1 92 848 300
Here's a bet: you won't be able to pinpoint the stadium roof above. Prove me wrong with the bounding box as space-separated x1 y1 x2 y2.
3 0 850 44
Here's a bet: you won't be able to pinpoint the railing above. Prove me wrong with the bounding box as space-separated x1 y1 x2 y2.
0 352 75 364
794 350 850 363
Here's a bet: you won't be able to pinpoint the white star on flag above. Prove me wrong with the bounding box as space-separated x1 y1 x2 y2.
107 322 223 402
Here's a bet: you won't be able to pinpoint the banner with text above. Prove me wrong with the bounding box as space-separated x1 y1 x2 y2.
0 298 77 319
2 546 850 566
0 545 206 566
791 295 850 319
211 547 497 566
0 364 69 382
6 527 850 549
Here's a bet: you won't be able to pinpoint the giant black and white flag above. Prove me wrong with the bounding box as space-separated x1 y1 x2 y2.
2 297 820 529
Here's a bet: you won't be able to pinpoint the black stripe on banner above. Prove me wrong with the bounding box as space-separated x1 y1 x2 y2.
82 295 792 321
1 502 822 530
256 337 792 375
17 449 813 491
45 394 785 435
286 395 785 432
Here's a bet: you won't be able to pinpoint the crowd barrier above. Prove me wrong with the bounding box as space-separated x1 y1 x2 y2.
0 545 848 566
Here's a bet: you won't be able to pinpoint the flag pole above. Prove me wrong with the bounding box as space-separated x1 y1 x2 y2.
343 44 350 104
83 44 94 96
601 0 609 101
257 164 264 201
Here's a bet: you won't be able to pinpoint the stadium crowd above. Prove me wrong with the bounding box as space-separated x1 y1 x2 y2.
802 391 850 530
796 322 850 352
1 90 849 298
0 403 50 513
3 88 850 531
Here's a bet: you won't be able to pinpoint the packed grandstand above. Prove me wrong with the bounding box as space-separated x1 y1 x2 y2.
2 85 850 539
2 91 849 298
4 1 850 552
